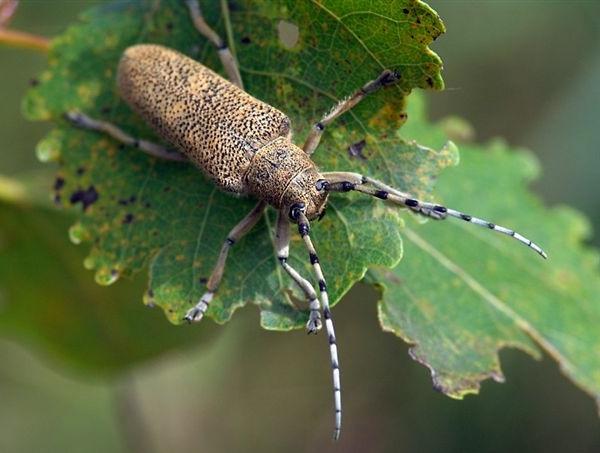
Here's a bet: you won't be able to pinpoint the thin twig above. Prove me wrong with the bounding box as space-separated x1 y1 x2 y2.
0 27 49 53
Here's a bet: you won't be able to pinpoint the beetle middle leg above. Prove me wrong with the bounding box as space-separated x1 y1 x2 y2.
184 201 267 322
275 210 322 333
186 0 243 89
303 69 400 155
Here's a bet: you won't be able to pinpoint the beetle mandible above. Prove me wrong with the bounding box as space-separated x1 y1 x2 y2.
67 0 547 440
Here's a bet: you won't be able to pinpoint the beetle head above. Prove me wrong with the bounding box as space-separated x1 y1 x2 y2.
282 166 329 221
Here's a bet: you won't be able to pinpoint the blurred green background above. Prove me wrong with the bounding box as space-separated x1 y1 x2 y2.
1 1 599 452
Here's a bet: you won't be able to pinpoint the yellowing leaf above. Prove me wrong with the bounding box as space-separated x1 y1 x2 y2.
24 0 449 328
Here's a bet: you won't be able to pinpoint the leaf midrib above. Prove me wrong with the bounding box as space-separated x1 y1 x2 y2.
402 226 583 389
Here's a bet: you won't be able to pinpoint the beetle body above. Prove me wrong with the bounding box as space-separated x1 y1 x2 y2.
118 44 327 218
67 10 546 439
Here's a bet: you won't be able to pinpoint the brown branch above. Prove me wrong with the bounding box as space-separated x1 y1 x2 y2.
0 27 49 53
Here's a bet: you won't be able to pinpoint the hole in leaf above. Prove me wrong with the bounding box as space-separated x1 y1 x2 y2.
277 20 299 49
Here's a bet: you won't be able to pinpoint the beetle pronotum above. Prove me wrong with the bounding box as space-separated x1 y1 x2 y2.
66 0 547 440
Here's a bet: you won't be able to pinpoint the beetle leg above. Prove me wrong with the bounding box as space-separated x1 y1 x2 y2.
275 210 322 333
184 201 267 322
66 111 187 162
302 70 400 155
186 0 243 89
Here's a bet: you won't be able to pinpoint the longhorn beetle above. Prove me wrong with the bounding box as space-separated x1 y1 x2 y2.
66 0 547 441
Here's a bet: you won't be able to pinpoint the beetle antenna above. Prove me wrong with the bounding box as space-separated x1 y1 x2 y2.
293 209 342 440
321 174 547 259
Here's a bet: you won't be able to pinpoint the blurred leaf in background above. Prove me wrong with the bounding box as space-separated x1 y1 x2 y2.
427 0 600 245
0 192 215 374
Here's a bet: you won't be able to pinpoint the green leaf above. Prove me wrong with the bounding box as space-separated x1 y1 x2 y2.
373 101 600 406
23 0 449 328
0 198 215 374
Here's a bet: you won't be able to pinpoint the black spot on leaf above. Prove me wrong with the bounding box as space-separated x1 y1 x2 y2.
69 185 99 211
54 176 65 191
348 139 367 160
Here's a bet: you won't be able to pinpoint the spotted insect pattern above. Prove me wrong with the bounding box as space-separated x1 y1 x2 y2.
67 0 547 440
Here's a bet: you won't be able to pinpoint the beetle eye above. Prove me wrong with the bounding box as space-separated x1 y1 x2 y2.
288 202 305 221
315 179 329 191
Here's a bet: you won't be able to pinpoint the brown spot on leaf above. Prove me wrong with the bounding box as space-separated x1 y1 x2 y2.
368 99 407 130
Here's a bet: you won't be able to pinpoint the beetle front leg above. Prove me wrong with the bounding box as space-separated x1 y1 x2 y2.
302 70 400 155
275 210 322 333
184 201 267 322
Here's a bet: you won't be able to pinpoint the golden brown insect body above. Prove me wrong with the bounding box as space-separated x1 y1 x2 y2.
118 44 328 219
67 14 546 439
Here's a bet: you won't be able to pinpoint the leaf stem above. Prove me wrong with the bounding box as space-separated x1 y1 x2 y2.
0 27 49 53
114 374 155 453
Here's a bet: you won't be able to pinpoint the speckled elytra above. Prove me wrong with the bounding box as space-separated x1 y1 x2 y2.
66 0 547 440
